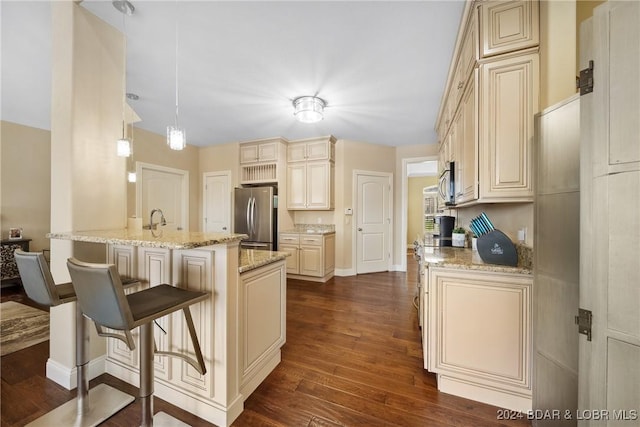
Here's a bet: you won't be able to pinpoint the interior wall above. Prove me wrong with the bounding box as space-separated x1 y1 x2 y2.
540 0 578 110
49 1 127 376
0 121 51 251
407 176 438 245
126 127 200 231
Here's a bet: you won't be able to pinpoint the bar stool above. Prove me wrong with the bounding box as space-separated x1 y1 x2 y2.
66 257 209 427
14 250 136 427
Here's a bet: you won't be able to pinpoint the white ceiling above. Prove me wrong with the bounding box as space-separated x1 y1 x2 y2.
1 1 465 148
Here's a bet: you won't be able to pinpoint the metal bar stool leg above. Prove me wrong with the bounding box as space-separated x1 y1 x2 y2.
26 304 135 427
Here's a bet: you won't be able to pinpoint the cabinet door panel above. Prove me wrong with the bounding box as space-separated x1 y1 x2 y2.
306 140 330 160
299 246 323 277
240 145 259 164
258 142 278 162
480 53 537 200
480 0 539 58
286 164 307 209
279 244 299 274
306 162 330 209
287 144 307 162
461 71 478 203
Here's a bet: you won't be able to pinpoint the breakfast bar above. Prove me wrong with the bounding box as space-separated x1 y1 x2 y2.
48 229 289 427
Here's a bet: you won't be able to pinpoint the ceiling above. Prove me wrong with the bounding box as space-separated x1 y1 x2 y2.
1 1 465 148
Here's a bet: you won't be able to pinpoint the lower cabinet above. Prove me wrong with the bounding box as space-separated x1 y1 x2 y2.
279 232 335 282
425 267 533 412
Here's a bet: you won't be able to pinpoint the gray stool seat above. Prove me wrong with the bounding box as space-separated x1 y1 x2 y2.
67 257 209 427
14 250 135 427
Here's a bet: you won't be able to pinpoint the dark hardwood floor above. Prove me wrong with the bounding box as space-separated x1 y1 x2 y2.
1 254 531 426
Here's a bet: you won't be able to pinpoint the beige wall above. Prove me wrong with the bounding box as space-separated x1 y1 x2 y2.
1 121 51 252
49 1 127 376
126 127 200 230
407 176 438 245
540 0 578 110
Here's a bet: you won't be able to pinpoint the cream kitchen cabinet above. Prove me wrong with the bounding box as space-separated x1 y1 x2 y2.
286 136 336 210
287 161 334 210
479 0 539 59
287 136 335 162
478 52 537 202
240 140 278 164
436 0 538 206
426 266 533 412
279 232 335 282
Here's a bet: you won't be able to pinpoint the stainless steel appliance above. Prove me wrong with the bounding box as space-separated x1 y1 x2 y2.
234 186 277 250
438 161 456 208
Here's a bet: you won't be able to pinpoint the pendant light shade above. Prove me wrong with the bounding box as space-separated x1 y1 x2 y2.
117 137 132 157
167 126 186 150
127 171 137 183
293 96 326 123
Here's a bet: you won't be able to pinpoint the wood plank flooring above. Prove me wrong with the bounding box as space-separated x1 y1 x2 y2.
1 254 531 426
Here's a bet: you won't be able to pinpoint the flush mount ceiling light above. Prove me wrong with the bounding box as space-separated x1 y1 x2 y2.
167 1 186 151
293 96 326 124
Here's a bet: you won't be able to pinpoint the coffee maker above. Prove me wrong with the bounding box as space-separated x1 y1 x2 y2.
435 215 455 247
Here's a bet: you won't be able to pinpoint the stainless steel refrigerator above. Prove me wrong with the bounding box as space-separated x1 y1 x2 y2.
233 186 277 250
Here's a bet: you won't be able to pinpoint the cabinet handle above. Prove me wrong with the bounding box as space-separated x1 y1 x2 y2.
457 81 463 89
358 228 363 231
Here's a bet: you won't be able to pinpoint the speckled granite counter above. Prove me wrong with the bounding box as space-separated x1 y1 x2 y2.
239 249 289 273
47 229 247 249
280 224 335 235
422 246 532 275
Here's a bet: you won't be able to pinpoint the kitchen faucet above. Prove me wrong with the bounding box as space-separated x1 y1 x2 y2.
149 208 167 230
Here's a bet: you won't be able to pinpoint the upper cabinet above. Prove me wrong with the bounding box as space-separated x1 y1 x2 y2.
436 0 539 206
240 141 278 164
286 136 336 210
239 137 286 185
480 0 539 58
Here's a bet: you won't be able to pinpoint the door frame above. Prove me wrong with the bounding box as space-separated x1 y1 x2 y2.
353 170 393 275
401 156 438 272
202 170 231 232
136 161 189 229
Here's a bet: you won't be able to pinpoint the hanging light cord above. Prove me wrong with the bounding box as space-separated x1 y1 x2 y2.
121 8 127 139
174 3 179 128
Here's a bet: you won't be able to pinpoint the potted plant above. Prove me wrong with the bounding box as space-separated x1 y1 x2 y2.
452 227 466 247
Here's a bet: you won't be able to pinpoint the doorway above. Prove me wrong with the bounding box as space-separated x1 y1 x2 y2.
354 171 392 274
203 171 231 232
401 157 438 272
136 162 189 230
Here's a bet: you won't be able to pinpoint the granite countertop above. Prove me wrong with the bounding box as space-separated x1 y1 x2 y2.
422 246 532 275
47 229 247 250
239 249 290 273
280 224 336 235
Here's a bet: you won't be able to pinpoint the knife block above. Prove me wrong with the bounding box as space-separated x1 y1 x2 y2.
476 230 518 267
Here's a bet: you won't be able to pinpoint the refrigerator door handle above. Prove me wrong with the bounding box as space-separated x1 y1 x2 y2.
251 197 257 237
246 197 252 238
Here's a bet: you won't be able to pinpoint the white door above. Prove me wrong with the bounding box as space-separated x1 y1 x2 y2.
356 172 391 274
203 171 231 232
579 2 640 423
137 162 189 231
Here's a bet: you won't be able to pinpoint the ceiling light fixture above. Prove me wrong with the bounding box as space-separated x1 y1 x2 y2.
293 96 326 124
114 0 134 158
167 2 186 151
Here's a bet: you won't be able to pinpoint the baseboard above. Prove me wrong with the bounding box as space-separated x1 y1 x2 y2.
390 264 405 272
334 268 355 277
46 355 107 390
437 374 532 413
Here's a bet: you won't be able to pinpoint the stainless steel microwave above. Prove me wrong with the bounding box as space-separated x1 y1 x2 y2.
438 161 456 207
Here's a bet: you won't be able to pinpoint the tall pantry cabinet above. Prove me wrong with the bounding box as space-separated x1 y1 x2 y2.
436 0 539 206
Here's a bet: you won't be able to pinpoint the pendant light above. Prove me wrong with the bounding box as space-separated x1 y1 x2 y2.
167 2 186 150
114 1 134 157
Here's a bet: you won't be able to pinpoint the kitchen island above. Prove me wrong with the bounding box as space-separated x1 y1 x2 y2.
420 246 533 413
48 229 289 427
